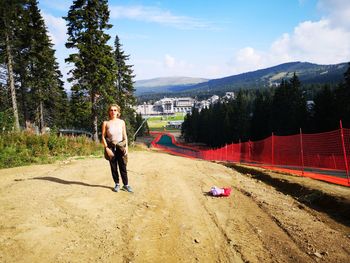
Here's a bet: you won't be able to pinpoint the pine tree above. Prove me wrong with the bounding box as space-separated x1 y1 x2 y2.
251 90 272 140
10 2 34 128
231 90 251 142
334 63 350 127
24 0 69 131
113 35 137 141
114 35 136 108
312 85 338 132
134 112 149 138
65 0 117 141
1 0 69 131
0 0 24 130
271 74 307 135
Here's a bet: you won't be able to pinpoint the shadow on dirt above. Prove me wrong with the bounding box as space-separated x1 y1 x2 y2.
225 163 350 228
30 176 114 191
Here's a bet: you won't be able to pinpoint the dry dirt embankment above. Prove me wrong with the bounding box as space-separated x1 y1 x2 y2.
0 148 350 263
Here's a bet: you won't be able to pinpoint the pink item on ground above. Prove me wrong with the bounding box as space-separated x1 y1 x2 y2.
210 186 232 197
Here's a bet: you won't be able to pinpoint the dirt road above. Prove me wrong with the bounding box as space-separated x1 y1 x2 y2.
0 148 350 262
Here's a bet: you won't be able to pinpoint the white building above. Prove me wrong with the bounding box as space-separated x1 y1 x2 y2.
222 92 235 101
174 97 194 113
136 93 234 116
209 95 219 104
136 103 159 115
154 98 174 114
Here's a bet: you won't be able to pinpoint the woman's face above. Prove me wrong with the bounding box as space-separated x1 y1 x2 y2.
109 107 119 118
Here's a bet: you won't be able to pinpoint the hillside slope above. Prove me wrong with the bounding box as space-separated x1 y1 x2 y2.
135 62 348 96
190 61 347 93
135 77 208 95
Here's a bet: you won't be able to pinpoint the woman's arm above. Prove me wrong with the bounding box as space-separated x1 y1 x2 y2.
101 121 108 148
122 120 128 154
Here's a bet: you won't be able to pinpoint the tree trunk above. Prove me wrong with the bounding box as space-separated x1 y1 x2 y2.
91 92 98 142
5 30 20 131
39 101 44 133
19 75 30 129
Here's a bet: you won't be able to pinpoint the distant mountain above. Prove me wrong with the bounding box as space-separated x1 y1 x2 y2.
188 62 348 94
135 77 208 95
135 62 348 97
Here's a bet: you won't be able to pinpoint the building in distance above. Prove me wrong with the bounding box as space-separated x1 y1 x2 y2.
135 92 235 116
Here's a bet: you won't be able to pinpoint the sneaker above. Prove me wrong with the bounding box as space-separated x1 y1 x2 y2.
114 184 120 192
122 185 133 193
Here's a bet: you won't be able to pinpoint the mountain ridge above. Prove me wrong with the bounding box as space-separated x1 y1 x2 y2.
135 61 348 96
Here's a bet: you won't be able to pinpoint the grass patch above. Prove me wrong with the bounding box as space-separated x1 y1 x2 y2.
147 113 185 132
0 132 103 169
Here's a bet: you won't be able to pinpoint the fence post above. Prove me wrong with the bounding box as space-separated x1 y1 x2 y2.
239 139 241 163
231 143 234 162
300 128 304 176
248 140 251 162
271 132 274 166
225 144 228 161
340 120 350 185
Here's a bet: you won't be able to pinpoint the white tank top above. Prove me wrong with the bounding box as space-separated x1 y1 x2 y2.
106 120 123 142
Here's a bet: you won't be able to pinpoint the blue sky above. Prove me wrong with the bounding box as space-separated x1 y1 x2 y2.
38 0 350 87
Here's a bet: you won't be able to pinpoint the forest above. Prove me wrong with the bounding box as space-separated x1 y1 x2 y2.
0 0 146 142
181 66 350 147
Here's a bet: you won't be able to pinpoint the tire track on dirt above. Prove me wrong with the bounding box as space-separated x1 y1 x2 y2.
231 171 350 262
193 161 316 262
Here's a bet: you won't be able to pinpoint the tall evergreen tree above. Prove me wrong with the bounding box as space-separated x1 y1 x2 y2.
312 85 338 132
231 90 251 142
251 90 272 140
65 0 117 141
113 35 138 141
334 62 350 127
24 0 68 131
114 35 136 108
134 112 149 138
0 0 24 130
1 0 69 131
13 3 31 127
271 74 307 135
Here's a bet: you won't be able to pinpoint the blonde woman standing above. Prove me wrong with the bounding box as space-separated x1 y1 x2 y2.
102 104 133 192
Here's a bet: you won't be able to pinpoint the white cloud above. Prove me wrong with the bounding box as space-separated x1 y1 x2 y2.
285 19 349 63
227 0 350 76
41 12 67 46
164 54 176 68
110 5 217 30
317 0 350 29
233 47 263 73
267 19 350 65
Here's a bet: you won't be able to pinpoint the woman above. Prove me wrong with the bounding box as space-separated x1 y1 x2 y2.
102 104 133 193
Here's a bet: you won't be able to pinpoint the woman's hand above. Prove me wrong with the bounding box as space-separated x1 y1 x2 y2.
105 147 114 159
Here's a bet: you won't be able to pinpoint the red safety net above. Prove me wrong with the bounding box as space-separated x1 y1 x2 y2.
150 128 350 187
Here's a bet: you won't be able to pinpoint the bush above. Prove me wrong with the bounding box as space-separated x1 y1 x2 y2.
0 110 14 132
0 132 102 169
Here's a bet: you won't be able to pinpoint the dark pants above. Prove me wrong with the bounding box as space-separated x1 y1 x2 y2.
108 147 128 186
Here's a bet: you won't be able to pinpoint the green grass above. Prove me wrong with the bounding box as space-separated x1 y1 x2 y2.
0 132 103 169
0 131 153 169
147 113 185 122
147 113 185 131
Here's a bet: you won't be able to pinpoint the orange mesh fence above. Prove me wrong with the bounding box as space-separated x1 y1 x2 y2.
150 128 350 187
303 130 345 170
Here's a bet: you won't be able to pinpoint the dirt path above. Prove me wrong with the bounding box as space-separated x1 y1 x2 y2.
0 149 350 263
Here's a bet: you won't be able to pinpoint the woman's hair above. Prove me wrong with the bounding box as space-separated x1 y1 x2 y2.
108 104 121 118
